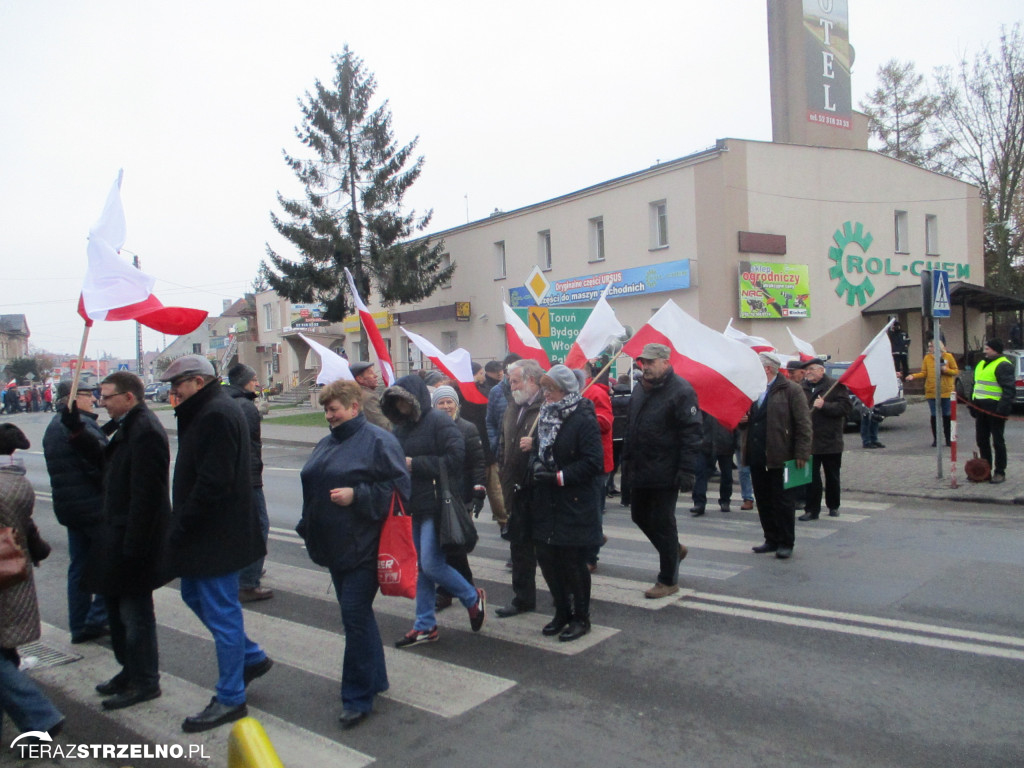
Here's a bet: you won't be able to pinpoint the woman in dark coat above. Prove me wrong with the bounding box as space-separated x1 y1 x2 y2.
0 423 63 737
524 366 604 642
297 380 409 729
381 375 485 647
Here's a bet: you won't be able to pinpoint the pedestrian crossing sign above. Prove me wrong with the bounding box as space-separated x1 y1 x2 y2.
932 270 951 318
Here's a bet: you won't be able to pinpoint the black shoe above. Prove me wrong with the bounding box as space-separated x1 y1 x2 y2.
102 685 161 711
542 615 570 636
719 502 730 513
871 441 885 449
752 542 778 554
798 512 819 521
499 524 511 541
338 709 369 729
243 656 273 687
495 604 534 618
607 487 619 497
435 593 453 612
95 672 130 696
71 626 110 644
828 508 839 517
991 472 1006 484
181 696 248 733
558 621 591 642
690 506 705 517
775 546 793 559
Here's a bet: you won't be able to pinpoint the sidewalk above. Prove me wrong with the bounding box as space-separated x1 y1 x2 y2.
151 400 1024 507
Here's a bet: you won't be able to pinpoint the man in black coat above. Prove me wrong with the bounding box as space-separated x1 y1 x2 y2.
799 358 852 520
64 372 171 710
43 381 109 644
623 343 702 599
225 364 273 603
161 355 272 733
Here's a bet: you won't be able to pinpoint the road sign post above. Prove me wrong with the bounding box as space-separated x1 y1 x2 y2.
932 269 950 478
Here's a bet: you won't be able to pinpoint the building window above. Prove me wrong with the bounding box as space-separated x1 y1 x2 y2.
925 215 939 255
538 230 552 271
441 331 458 353
494 241 506 279
191 343 202 355
440 253 452 289
589 217 605 262
263 303 274 331
650 201 668 248
894 210 909 253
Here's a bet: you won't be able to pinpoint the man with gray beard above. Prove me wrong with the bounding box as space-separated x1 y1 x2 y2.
493 360 544 617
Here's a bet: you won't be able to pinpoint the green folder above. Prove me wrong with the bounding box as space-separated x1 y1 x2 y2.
783 458 812 489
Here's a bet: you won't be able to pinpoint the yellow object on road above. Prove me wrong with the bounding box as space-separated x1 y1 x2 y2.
228 717 285 768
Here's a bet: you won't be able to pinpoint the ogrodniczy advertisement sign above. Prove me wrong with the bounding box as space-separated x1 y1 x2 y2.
508 259 690 307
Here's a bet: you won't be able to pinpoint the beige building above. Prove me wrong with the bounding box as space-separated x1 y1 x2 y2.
0 314 30 368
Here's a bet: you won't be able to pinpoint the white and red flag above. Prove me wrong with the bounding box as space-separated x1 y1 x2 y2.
502 302 551 370
344 267 396 386
400 328 488 405
299 333 354 386
624 300 765 430
563 283 625 369
787 327 818 361
723 319 775 353
838 320 899 408
76 171 207 335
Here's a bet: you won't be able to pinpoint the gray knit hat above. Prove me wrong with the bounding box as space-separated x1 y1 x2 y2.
541 364 579 394
431 385 459 407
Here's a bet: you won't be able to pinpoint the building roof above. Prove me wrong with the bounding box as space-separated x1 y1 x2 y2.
862 281 1024 315
0 314 29 335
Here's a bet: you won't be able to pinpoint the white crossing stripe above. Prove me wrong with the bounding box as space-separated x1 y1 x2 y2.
152 589 515 718
264 561 620 656
33 623 374 767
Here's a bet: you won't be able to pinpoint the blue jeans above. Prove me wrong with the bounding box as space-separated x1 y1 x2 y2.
0 649 63 735
239 487 269 590
412 517 478 631
860 413 879 446
329 566 388 713
735 448 753 501
67 526 107 638
107 592 160 689
179 573 267 707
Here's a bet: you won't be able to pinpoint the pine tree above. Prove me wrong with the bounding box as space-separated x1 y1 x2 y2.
859 59 948 169
262 46 451 320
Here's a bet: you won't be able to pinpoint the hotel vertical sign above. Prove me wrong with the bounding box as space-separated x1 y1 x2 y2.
803 0 851 130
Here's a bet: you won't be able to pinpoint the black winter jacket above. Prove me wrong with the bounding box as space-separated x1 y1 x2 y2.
622 367 702 489
43 406 107 529
454 416 487 502
529 398 604 547
297 414 410 572
381 376 464 520
224 384 264 487
803 374 852 454
167 381 264 578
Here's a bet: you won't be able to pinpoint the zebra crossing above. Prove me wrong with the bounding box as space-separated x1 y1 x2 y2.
23 495 881 765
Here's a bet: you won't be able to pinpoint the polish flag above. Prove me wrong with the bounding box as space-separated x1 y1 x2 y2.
723 319 775 353
299 333 354 385
787 328 818 361
838 320 900 409
401 328 488 405
624 300 765 430
563 284 625 369
77 171 208 335
344 268 395 386
502 303 551 369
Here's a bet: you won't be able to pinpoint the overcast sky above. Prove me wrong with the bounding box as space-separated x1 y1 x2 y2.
1 0 1020 359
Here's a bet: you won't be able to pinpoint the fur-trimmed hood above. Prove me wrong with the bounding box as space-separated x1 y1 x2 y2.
381 374 431 425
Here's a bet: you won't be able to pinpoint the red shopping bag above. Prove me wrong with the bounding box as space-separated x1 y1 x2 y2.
378 491 417 598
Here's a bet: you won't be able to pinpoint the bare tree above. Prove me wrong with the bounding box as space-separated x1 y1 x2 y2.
860 59 948 168
932 24 1024 292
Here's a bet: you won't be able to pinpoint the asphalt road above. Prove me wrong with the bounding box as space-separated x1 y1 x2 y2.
4 409 1024 767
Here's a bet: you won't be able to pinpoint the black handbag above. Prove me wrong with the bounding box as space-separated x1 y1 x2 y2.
436 462 478 555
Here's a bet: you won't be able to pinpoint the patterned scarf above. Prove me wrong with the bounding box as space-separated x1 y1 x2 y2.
537 392 582 469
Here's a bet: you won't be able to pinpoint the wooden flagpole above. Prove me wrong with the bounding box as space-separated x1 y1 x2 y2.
67 323 91 404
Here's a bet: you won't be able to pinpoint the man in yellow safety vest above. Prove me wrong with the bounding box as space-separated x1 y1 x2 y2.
970 339 1015 484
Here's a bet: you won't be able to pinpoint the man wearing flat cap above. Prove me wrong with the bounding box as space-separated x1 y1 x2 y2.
160 355 272 732
798 357 852 520
622 342 702 599
741 352 812 559
970 339 1014 483
351 361 390 431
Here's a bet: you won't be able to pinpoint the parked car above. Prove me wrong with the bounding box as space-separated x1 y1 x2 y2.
955 349 1024 408
144 382 171 402
824 361 907 431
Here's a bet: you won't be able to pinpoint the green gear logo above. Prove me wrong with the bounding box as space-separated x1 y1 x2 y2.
828 221 875 306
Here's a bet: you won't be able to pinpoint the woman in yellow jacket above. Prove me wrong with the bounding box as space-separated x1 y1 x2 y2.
905 338 959 446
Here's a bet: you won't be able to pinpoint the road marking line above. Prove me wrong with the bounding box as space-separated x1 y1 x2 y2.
34 623 374 767
152 590 515 718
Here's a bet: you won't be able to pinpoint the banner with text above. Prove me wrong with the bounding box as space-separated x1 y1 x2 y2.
508 259 690 308
739 261 811 319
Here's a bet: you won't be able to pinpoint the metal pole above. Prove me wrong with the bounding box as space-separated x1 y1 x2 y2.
949 397 958 488
133 254 144 377
935 319 943 478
